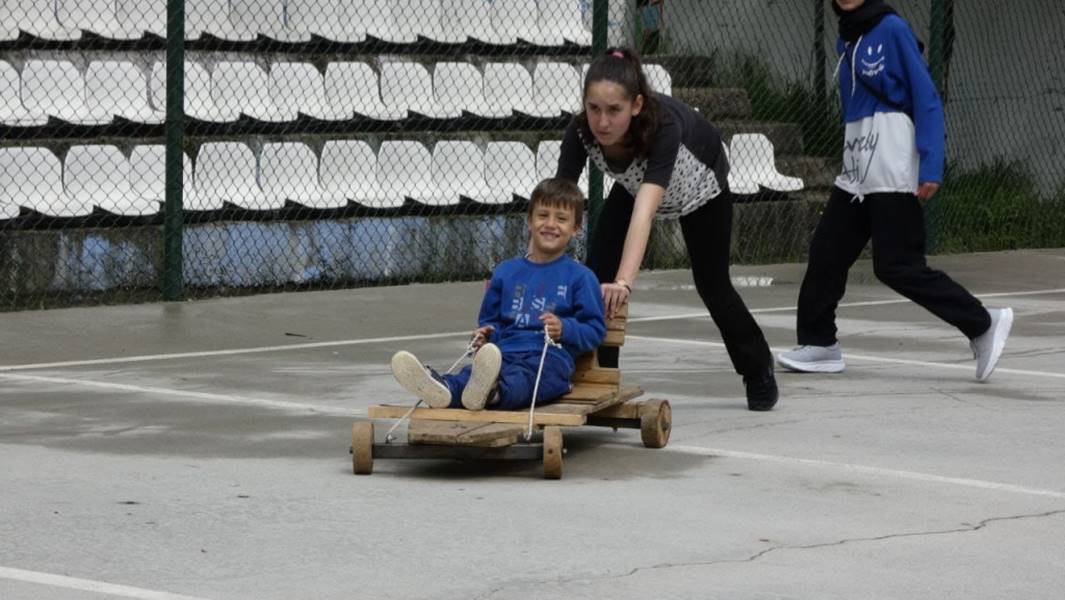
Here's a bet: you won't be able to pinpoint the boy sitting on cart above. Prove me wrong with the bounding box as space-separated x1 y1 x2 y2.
391 178 607 411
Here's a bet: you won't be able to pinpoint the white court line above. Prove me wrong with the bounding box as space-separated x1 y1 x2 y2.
629 286 1065 323
628 334 1065 380
0 372 366 416
0 331 467 373
660 444 1065 500
0 287 1062 374
0 566 212 600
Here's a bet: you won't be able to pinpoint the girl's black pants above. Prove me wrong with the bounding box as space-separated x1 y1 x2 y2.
586 184 773 377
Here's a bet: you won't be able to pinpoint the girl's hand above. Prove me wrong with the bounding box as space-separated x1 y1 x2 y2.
471 325 495 350
539 313 563 341
917 182 940 201
601 282 630 319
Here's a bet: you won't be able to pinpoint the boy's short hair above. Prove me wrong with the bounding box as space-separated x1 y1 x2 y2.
528 178 586 228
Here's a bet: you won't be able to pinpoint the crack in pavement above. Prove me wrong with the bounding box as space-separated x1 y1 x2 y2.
472 509 1065 599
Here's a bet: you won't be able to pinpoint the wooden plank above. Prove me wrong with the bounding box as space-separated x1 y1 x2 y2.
603 329 626 347
408 420 523 447
369 405 586 426
556 383 617 403
589 399 641 420
570 368 620 385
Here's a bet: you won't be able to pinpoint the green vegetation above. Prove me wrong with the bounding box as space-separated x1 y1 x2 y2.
714 53 842 158
930 161 1065 253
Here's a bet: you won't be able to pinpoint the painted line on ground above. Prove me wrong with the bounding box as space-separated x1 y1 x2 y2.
0 286 1061 373
658 444 1065 500
0 372 367 416
628 286 1065 323
0 566 213 600
628 334 1065 380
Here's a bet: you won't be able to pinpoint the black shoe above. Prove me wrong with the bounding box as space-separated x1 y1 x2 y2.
743 368 778 412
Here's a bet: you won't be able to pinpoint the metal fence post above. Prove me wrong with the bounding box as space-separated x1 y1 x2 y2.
163 0 185 301
586 0 609 251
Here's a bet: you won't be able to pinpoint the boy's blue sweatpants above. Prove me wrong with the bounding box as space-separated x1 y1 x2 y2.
442 350 573 410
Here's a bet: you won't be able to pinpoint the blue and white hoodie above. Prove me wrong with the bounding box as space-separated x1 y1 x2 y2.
835 14 945 198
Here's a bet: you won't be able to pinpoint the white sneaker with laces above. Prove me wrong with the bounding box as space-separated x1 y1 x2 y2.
462 343 502 410
971 307 1013 382
390 351 451 408
776 343 845 373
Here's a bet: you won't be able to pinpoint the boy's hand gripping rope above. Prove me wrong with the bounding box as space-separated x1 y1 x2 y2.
383 339 477 445
526 327 563 441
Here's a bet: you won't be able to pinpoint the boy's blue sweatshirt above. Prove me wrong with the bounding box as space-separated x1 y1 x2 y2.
835 14 945 196
478 254 606 370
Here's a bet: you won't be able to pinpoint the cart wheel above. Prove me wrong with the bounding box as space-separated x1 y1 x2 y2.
639 399 671 449
543 426 563 480
352 422 374 475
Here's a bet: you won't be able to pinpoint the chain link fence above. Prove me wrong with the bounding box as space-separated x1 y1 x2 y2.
1 1 1062 310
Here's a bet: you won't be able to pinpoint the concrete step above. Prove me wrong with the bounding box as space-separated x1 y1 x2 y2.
672 87 751 120
776 155 839 190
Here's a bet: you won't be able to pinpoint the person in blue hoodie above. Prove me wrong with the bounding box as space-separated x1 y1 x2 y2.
390 178 607 411
776 0 1013 381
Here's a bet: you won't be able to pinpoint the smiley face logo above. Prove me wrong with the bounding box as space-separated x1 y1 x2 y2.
861 43 886 77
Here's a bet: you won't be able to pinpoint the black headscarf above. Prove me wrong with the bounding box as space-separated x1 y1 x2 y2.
832 0 898 43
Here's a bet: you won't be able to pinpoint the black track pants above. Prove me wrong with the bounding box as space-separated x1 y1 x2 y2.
796 186 991 345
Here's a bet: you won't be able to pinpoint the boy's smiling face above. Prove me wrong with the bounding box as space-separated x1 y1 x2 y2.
527 201 579 262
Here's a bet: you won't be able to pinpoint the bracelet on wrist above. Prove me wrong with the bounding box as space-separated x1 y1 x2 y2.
614 280 632 294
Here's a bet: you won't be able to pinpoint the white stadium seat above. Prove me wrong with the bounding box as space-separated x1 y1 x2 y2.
213 61 295 122
0 60 49 126
644 64 672 96
57 0 145 39
539 0 591 45
380 62 453 119
533 62 581 116
0 147 79 217
484 141 536 203
491 0 544 45
424 141 491 206
434 62 501 118
150 61 236 122
270 62 348 121
389 0 445 43
377 141 432 208
536 140 589 195
439 0 495 44
186 0 255 41
230 0 312 42
195 142 276 210
320 140 380 207
729 133 804 194
86 61 163 124
289 0 364 42
22 60 112 125
260 142 328 208
116 0 166 38
10 2 82 40
324 62 405 121
65 145 157 216
129 145 197 208
483 62 535 117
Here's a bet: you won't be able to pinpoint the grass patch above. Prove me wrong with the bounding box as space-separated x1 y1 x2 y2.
929 161 1065 253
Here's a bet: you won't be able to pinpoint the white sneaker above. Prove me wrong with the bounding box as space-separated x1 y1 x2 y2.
971 307 1013 382
461 343 501 411
390 351 451 408
776 343 846 373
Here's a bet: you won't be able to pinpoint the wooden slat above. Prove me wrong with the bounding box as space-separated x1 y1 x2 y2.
602 329 626 347
556 383 618 403
570 368 620 385
368 405 586 426
408 420 523 447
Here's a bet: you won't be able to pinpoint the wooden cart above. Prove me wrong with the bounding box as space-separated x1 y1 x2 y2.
353 303 671 479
